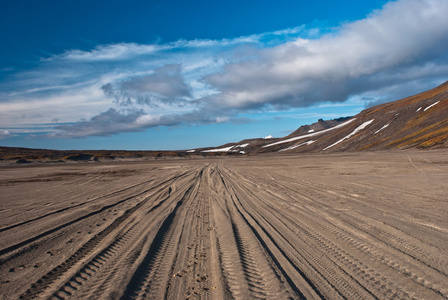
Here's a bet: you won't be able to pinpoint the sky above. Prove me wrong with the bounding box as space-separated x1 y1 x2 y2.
1 0 448 150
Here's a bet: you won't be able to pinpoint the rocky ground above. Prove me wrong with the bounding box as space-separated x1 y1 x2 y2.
1 150 447 299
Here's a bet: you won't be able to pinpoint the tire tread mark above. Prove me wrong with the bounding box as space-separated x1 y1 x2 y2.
0 170 192 262
120 173 201 300
217 167 309 299
17 170 196 299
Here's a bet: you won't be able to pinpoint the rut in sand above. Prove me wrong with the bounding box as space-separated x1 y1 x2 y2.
1 151 448 299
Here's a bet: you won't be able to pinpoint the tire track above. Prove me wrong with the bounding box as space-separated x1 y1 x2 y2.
47 181 183 299
214 166 299 299
17 168 199 299
1 169 193 262
2 153 447 300
220 164 446 299
301 206 448 298
250 170 448 277
0 176 155 233
121 167 205 300
167 165 213 300
219 166 343 299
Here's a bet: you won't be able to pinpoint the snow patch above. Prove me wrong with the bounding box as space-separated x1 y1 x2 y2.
374 123 389 134
416 107 422 112
239 151 246 154
235 143 249 148
263 118 356 148
186 150 195 153
423 101 440 111
202 146 234 152
308 129 315 133
279 140 315 152
323 119 374 151
264 135 273 139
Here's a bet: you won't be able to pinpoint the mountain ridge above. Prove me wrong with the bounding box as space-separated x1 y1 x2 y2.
202 80 448 154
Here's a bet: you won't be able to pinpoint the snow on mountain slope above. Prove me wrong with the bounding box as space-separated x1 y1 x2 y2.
189 81 448 154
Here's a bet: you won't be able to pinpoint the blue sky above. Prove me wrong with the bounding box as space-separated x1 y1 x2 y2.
1 0 447 150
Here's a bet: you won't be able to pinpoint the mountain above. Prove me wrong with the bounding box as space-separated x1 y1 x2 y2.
201 80 448 154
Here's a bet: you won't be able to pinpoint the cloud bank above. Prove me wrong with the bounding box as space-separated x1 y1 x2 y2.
203 0 448 110
1 0 448 138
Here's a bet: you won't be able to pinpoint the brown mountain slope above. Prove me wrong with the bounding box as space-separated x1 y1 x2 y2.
200 80 448 154
255 80 448 153
287 117 352 137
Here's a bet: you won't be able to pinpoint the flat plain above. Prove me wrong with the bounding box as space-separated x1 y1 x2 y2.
1 150 447 299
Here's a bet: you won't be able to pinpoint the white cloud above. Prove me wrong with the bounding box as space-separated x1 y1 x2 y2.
44 37 261 62
204 0 448 111
0 85 110 133
44 26 310 63
45 43 162 62
0 129 14 140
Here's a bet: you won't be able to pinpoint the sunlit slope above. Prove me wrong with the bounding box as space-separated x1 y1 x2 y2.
255 81 448 153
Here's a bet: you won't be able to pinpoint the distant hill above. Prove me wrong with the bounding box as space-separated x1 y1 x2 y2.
0 147 197 164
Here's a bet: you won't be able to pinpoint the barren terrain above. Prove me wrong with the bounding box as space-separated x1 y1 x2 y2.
1 151 447 299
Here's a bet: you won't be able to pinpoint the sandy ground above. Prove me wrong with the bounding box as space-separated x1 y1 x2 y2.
0 150 447 299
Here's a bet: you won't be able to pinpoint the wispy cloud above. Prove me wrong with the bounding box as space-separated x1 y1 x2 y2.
1 0 447 139
43 26 309 63
43 43 161 62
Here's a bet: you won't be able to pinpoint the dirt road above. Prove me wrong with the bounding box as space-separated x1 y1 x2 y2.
1 151 447 299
